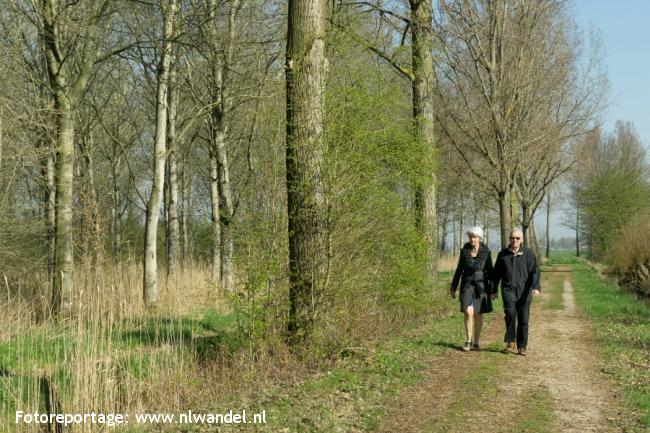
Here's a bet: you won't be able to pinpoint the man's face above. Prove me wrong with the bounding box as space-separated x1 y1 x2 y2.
469 234 480 248
509 232 522 250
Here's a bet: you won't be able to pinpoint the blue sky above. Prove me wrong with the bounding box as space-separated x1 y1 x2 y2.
545 0 650 239
573 0 650 144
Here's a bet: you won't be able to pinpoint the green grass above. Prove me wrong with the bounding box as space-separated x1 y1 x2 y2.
262 314 465 432
254 272 481 432
543 273 564 311
513 385 555 433
571 260 650 430
427 353 503 433
545 251 582 265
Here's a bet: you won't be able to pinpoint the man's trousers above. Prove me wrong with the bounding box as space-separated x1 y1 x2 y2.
503 288 532 349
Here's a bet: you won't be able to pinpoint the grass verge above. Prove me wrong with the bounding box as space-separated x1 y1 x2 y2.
570 259 650 430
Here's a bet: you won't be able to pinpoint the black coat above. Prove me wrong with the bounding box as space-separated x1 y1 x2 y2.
450 242 495 295
492 245 541 299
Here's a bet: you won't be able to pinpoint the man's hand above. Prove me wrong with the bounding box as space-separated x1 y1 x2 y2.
532 289 540 296
450 289 456 299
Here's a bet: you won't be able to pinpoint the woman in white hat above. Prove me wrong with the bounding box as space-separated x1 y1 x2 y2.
449 226 495 351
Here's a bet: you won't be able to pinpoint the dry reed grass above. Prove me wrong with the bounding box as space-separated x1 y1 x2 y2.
1 253 449 433
0 260 230 433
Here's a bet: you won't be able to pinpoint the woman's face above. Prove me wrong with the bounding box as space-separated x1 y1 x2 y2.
468 234 480 248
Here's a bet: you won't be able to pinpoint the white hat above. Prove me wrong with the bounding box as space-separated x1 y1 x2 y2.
467 226 484 239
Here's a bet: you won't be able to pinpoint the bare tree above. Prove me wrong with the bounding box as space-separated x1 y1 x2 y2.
432 0 604 247
13 0 116 315
202 0 241 291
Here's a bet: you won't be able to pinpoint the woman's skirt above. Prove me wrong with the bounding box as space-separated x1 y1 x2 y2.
460 286 493 314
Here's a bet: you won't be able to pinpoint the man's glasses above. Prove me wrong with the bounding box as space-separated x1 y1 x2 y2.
509 236 521 240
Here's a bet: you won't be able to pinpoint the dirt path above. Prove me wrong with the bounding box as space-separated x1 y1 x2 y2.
376 271 627 433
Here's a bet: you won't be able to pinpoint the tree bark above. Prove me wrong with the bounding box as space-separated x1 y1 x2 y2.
179 168 192 263
111 162 121 266
440 209 448 253
205 0 239 291
458 207 464 247
528 216 540 259
51 101 74 313
452 218 457 252
166 64 180 277
143 0 177 307
545 190 551 259
521 201 531 247
44 148 56 284
575 210 580 257
285 0 329 343
498 191 511 248
217 130 235 289
0 109 3 173
411 0 438 286
40 0 108 316
209 152 221 285
79 134 103 265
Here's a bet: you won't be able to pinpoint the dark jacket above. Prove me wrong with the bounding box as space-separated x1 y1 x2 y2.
450 242 495 295
492 245 540 298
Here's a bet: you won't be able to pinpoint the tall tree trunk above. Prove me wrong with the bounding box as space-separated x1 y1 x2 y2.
111 163 121 267
186 174 193 259
545 190 551 259
41 0 107 316
575 210 580 257
0 108 3 173
452 218 457 251
459 207 464 247
79 134 103 265
522 201 541 258
205 0 239 291
179 165 187 262
285 0 328 343
528 216 540 259
51 100 74 314
180 169 193 264
44 148 56 284
143 0 177 307
510 184 519 227
521 201 531 246
497 190 511 248
440 210 448 253
217 130 235 289
166 65 180 277
484 212 489 246
209 153 221 285
411 0 438 285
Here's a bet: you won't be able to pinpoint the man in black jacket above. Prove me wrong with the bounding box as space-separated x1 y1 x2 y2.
492 228 541 355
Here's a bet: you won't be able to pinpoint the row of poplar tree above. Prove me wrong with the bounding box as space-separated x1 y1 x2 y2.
0 0 606 340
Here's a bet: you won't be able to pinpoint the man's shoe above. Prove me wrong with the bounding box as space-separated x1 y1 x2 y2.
472 343 480 351
518 347 527 356
503 342 516 353
463 340 472 351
